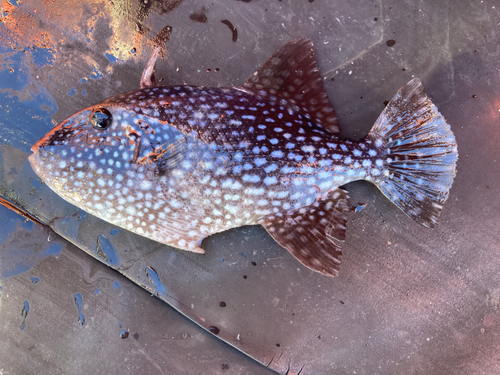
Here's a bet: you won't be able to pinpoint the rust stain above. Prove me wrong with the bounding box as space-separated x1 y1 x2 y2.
1 0 185 71
0 196 45 226
0 0 57 52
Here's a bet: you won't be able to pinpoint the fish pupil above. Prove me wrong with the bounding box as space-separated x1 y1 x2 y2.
90 108 113 129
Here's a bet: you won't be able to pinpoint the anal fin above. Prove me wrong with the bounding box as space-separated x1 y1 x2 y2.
261 188 349 277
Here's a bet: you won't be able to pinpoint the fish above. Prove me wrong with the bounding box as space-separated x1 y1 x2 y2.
29 39 458 277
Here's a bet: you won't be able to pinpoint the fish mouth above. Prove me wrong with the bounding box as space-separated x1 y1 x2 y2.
29 135 49 176
29 130 57 174
30 118 76 155
28 145 41 173
31 137 44 154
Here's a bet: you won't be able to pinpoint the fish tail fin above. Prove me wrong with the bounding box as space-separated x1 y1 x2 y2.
366 78 458 228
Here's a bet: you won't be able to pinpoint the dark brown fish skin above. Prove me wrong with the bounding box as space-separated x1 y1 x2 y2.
29 39 458 277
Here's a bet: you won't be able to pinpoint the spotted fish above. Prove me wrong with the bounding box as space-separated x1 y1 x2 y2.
29 39 458 277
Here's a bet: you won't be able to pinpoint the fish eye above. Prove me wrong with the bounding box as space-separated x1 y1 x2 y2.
90 108 113 130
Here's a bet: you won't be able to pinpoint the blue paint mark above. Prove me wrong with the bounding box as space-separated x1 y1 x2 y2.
73 293 85 326
1 265 30 279
0 51 27 91
221 258 224 262
82 89 87 97
0 208 65 280
239 252 246 257
110 228 120 236
81 77 88 84
31 46 56 68
89 66 104 80
94 289 100 294
105 53 120 64
77 211 88 221
0 50 58 150
30 177 43 193
355 204 367 212
19 300 29 331
67 87 77 96
113 281 120 289
46 242 63 256
120 329 129 339
50 210 87 244
29 277 40 284
95 234 119 265
145 267 166 295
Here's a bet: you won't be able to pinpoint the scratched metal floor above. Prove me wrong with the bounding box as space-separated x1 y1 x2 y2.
1 0 499 374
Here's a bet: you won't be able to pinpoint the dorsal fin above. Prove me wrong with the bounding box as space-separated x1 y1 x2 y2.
239 38 340 134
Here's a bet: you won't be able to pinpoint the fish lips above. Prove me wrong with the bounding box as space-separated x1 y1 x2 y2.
28 142 57 179
29 124 64 177
29 109 94 166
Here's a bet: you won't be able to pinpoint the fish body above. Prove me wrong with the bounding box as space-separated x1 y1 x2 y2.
29 39 458 276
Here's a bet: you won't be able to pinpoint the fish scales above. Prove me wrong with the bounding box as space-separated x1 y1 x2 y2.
29 39 458 277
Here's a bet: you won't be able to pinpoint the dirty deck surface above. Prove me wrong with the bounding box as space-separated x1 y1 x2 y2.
1 0 499 374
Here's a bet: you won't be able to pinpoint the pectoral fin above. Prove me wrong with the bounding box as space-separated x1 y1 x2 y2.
261 188 349 277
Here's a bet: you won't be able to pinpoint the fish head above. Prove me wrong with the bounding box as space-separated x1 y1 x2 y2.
29 101 159 213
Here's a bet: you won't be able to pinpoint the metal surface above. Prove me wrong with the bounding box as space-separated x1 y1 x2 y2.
1 0 500 374
0 206 275 374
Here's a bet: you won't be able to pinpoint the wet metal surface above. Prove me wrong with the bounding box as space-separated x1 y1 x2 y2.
0 206 274 374
1 0 500 374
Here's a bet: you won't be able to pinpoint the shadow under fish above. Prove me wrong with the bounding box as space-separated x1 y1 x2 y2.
29 39 458 277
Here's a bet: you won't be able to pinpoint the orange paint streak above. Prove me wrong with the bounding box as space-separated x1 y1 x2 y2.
0 196 45 226
0 0 183 72
0 0 57 53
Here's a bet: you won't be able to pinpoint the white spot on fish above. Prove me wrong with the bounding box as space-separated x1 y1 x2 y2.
242 175 261 183
264 176 278 185
255 158 267 166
